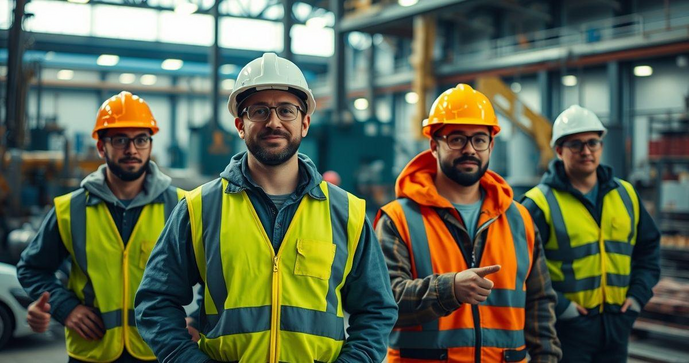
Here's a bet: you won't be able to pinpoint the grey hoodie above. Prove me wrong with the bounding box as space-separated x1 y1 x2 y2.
81 161 172 209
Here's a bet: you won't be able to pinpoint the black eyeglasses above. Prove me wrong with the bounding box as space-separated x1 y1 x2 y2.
102 135 152 150
241 104 304 122
437 133 491 151
561 139 602 153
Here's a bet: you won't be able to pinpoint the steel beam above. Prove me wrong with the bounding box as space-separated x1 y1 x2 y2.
282 0 294 61
337 0 470 34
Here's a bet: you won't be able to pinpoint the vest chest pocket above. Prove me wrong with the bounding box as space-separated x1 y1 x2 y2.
294 239 336 280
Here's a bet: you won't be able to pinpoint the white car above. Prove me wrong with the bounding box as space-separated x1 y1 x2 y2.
0 262 36 350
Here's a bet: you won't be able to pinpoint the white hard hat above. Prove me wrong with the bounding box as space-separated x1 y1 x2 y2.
228 53 316 118
550 105 607 147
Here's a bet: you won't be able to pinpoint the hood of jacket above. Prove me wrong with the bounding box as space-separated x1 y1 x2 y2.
219 151 324 199
395 150 514 217
80 161 172 209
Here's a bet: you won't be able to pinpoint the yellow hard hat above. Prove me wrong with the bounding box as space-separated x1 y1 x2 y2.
422 84 500 138
92 91 158 139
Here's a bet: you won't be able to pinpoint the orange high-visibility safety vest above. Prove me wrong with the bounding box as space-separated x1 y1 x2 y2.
380 198 535 363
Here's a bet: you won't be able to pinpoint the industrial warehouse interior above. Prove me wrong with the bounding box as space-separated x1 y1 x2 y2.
1 0 689 362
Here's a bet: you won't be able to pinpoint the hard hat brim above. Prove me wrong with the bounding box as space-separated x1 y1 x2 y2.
92 122 159 139
423 118 501 138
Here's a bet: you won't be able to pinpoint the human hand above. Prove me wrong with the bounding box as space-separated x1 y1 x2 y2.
64 305 105 340
453 265 501 305
27 292 51 333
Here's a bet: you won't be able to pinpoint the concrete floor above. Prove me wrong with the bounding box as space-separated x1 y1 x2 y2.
0 329 67 363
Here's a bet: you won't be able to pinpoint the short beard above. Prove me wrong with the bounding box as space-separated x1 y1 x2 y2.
246 129 301 166
105 153 149 182
440 154 489 187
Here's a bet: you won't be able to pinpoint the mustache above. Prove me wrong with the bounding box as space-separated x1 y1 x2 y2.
260 129 290 138
118 157 142 163
453 155 481 166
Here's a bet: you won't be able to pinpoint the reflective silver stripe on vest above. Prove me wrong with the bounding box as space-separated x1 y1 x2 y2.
397 199 438 332
324 183 350 316
390 328 525 349
127 309 137 327
199 179 228 316
486 203 528 308
101 310 123 330
614 180 636 243
203 305 345 341
69 189 96 308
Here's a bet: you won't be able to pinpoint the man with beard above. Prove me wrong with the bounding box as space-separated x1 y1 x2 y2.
17 91 188 362
522 106 660 362
134 53 397 363
374 84 561 362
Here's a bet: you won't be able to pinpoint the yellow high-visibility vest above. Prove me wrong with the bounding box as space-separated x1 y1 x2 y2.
524 179 639 313
187 179 366 363
54 187 184 362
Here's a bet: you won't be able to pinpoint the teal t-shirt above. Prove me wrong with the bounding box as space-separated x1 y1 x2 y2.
584 183 598 207
451 189 485 242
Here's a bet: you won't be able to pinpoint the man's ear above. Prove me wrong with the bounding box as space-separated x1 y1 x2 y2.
235 117 245 139
430 138 439 159
301 115 311 137
96 140 106 159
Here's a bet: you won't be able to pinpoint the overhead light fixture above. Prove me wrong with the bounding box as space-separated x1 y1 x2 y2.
174 1 198 15
219 64 237 74
119 73 136 84
510 82 522 93
306 17 327 28
405 92 419 104
45 51 56 61
57 70 74 80
140 74 157 85
398 0 419 6
221 79 236 90
161 59 183 71
561 75 577 87
634 65 653 77
354 98 369 110
97 54 119 66
67 0 90 3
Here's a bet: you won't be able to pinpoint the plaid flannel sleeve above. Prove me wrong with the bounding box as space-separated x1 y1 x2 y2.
374 213 461 327
524 226 563 363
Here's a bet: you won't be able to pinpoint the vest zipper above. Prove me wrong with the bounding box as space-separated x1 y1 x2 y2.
269 254 281 363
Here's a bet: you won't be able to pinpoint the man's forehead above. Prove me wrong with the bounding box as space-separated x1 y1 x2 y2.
437 124 491 136
562 132 601 142
103 128 150 137
243 90 301 105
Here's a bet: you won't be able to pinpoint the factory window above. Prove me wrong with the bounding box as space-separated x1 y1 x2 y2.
219 17 283 52
24 0 91 36
159 12 213 46
92 5 157 41
0 0 10 29
291 24 334 57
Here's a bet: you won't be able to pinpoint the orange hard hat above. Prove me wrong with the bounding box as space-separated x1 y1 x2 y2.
421 84 500 138
92 91 159 139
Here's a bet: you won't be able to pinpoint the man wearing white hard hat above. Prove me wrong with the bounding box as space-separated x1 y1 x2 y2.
134 53 397 363
521 105 660 362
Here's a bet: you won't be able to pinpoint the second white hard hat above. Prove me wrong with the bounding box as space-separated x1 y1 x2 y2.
551 105 607 147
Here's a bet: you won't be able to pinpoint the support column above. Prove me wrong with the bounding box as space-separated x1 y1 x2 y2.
210 0 220 130
282 0 294 61
605 61 628 178
331 0 347 126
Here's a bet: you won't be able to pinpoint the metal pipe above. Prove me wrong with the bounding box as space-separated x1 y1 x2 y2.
211 0 220 130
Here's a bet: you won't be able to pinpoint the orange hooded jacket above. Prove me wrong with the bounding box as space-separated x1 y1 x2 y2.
376 150 536 363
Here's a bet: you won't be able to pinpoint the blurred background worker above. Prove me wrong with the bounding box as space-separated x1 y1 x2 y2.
522 105 661 362
16 91 186 363
134 53 397 363
375 84 561 362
